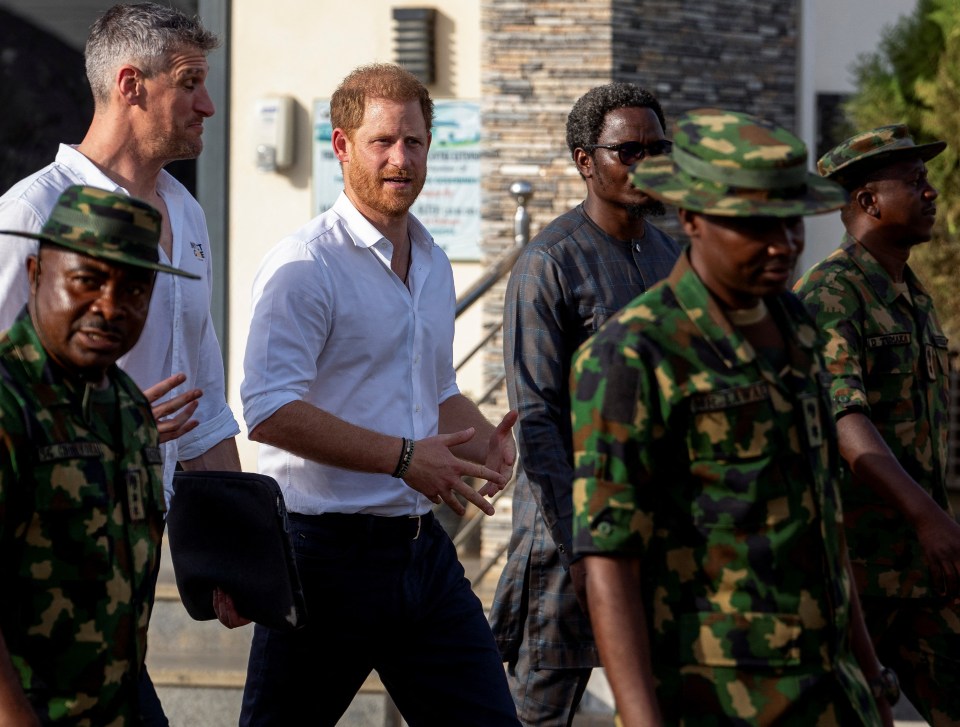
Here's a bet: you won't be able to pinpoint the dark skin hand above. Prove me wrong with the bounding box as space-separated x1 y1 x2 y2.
837 412 960 602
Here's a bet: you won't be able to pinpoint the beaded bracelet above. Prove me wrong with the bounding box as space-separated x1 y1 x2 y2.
392 437 416 479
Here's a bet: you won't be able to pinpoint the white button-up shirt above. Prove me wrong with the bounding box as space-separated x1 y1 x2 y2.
241 192 460 516
0 145 240 502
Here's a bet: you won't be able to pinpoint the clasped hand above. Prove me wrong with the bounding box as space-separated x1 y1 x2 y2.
401 411 518 516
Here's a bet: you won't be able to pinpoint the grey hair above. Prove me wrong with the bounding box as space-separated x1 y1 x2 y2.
85 3 219 107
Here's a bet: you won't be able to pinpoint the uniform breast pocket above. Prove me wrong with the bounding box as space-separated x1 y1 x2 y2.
865 365 916 421
864 332 917 421
31 456 116 582
685 384 781 531
680 610 803 668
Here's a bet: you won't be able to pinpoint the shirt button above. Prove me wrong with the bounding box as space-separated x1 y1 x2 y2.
415 404 422 412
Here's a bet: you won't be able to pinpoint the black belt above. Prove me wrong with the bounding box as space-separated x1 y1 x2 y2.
289 510 432 541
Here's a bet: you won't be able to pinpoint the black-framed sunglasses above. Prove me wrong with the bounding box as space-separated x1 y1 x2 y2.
584 139 673 165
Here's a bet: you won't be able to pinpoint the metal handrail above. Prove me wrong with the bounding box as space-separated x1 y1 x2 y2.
455 245 524 319
442 181 532 540
453 180 533 322
454 323 503 371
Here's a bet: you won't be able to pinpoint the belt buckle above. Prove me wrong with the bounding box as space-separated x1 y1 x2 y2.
409 514 422 540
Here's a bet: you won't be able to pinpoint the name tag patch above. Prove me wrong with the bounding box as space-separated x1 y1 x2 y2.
866 332 911 348
37 442 104 462
690 382 769 413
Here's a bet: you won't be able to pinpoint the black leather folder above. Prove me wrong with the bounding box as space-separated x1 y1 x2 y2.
166 471 307 631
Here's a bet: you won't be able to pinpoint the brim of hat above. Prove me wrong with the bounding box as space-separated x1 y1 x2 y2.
823 139 947 180
630 155 848 217
0 231 200 279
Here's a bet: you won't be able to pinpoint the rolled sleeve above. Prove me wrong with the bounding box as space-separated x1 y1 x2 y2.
176 403 241 461
176 313 240 460
797 280 869 418
241 239 332 431
570 334 654 560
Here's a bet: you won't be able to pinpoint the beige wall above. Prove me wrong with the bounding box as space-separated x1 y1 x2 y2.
228 0 482 469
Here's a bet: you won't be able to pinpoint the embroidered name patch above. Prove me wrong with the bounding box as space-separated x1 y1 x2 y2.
690 382 769 413
37 442 104 462
866 333 911 348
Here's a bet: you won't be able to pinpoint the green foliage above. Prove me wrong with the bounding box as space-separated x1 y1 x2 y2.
846 0 960 342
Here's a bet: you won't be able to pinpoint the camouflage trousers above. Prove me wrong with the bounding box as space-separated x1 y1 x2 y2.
642 662 880 726
861 595 960 726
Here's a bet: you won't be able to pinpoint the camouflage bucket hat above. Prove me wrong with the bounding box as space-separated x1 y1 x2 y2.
0 185 199 279
817 124 946 181
629 108 846 217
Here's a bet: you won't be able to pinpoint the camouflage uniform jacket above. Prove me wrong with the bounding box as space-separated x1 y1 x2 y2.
0 312 164 726
571 254 876 724
795 234 952 599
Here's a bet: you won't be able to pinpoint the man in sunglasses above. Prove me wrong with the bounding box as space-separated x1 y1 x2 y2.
490 82 679 725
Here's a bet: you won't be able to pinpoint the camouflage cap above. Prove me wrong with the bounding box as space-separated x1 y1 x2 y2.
0 185 199 279
629 108 846 217
817 124 946 181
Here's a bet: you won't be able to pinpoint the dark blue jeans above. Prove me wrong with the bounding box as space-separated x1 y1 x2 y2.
239 511 520 726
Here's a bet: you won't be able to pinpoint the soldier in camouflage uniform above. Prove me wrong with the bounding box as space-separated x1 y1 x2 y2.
0 186 197 725
570 109 893 726
795 125 960 725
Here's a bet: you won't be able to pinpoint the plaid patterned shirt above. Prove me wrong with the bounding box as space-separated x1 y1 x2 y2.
491 204 679 668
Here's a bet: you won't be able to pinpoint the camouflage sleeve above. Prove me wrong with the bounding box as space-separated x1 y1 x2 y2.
0 385 26 547
796 277 869 418
570 330 657 559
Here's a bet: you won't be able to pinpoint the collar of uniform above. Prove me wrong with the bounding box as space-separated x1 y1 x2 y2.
841 233 931 308
667 251 755 370
666 251 821 385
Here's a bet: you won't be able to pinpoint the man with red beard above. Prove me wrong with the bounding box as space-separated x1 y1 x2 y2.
239 63 522 726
